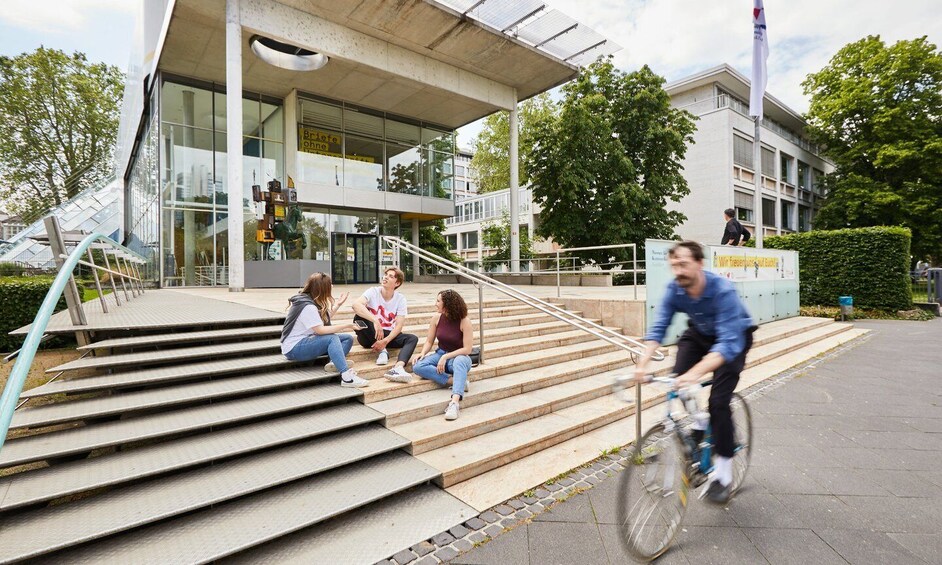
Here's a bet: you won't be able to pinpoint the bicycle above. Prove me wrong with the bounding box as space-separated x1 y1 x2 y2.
612 374 753 562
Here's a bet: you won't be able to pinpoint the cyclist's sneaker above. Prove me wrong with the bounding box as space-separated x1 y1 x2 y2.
324 361 337 373
384 366 412 383
340 369 369 388
705 480 731 504
444 401 459 421
376 349 389 365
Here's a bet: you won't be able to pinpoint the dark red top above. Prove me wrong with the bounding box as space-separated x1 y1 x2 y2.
436 315 464 353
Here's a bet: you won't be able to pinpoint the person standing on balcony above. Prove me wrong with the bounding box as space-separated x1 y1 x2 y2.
352 267 418 383
721 208 750 246
412 290 474 421
281 272 368 388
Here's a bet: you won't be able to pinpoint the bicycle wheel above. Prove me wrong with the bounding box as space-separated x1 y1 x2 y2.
616 423 690 562
729 392 753 493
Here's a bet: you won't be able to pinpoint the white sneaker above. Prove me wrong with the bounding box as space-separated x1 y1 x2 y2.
376 349 389 365
384 366 412 383
340 369 369 388
444 401 459 421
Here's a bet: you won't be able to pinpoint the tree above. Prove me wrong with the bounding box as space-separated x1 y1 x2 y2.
802 36 942 264
0 48 124 222
528 59 696 265
470 92 556 193
481 211 535 269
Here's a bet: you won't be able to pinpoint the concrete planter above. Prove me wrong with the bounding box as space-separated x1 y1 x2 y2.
579 274 612 287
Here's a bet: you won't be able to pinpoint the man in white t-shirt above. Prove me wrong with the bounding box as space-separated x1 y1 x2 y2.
352 267 418 383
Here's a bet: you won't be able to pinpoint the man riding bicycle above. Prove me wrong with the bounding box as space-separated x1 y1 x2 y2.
634 241 755 504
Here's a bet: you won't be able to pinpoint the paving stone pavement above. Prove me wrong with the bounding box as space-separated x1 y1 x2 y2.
448 318 942 564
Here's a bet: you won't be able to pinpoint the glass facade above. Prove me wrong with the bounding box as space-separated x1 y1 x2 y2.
126 103 160 280
297 98 454 198
159 79 284 286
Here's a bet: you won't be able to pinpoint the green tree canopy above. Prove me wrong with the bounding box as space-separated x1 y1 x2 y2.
470 92 556 193
481 211 535 269
0 48 124 222
528 59 696 264
802 36 942 264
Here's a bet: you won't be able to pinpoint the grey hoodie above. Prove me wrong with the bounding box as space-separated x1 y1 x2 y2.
281 293 325 343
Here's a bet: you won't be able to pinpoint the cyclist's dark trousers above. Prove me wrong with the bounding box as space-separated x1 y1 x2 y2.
672 326 753 458
353 315 418 364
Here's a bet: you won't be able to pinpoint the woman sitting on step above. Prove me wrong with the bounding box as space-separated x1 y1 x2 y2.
281 272 369 388
411 289 473 421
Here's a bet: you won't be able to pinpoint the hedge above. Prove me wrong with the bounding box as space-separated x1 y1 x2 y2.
761 227 912 310
0 277 82 353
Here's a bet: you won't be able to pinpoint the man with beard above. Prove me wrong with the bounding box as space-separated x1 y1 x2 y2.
634 241 755 504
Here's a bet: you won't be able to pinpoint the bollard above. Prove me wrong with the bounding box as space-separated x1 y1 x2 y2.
838 296 853 321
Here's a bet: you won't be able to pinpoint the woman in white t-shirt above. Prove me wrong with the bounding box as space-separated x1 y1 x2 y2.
281 272 368 388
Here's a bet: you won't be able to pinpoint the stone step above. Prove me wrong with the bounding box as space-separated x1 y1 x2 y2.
38 452 440 564
416 319 855 489
445 324 868 511
0 426 409 562
10 369 332 431
0 386 359 468
367 316 831 416
48 339 284 373
77 325 285 351
0 403 383 511
362 336 619 403
352 327 612 380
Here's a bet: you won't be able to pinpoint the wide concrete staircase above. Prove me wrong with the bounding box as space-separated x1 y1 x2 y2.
0 294 866 563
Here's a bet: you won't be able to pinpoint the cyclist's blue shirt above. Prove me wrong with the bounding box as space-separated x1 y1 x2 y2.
645 270 754 362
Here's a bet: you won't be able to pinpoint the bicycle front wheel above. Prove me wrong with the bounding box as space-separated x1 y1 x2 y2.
616 423 690 562
729 392 753 493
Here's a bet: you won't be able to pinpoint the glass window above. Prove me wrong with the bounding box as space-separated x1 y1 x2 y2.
344 135 384 191
797 161 809 191
331 211 378 234
261 103 284 141
296 208 329 260
387 143 421 195
427 150 453 199
462 231 478 249
163 123 215 206
762 198 776 227
798 205 810 232
456 165 466 177
161 83 215 130
736 207 753 223
761 147 775 177
344 108 383 139
379 213 399 236
243 98 261 138
733 134 753 169
446 233 458 250
780 153 793 184
422 127 454 153
298 124 343 185
781 201 793 230
386 119 421 145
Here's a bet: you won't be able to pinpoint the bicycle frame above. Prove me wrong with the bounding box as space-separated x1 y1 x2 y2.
658 380 715 476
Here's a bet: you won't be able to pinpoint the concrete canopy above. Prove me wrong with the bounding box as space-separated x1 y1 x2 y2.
159 0 581 129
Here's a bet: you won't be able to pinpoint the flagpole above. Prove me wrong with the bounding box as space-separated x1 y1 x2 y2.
754 117 763 248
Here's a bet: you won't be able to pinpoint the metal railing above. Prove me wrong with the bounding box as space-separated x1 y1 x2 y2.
553 243 640 299
0 217 147 453
391 236 656 357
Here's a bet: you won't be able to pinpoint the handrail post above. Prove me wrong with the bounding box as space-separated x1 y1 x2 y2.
478 282 485 364
86 249 109 313
132 261 146 294
113 252 132 301
635 380 642 442
101 249 122 306
556 250 561 298
120 256 137 298
44 217 87 326
632 244 638 301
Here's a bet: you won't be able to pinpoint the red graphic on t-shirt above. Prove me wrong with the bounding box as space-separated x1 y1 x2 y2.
368 305 397 329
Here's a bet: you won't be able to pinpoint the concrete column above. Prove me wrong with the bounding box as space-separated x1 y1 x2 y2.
182 90 196 285
411 218 420 277
509 91 520 273
226 0 245 291
284 89 298 185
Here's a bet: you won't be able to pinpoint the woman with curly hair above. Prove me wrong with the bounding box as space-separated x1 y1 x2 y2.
281 272 368 388
411 289 474 420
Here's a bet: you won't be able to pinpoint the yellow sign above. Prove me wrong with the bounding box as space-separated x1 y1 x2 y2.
715 255 779 268
298 125 375 163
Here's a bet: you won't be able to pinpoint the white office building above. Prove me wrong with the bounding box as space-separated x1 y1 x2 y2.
666 64 834 245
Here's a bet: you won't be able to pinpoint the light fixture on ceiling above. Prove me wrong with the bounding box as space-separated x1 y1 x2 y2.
250 35 328 71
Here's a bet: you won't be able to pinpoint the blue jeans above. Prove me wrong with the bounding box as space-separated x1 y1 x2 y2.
413 348 471 399
285 333 353 373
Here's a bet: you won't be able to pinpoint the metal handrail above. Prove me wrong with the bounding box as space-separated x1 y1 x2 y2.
0 231 146 454
384 236 663 363
554 243 639 299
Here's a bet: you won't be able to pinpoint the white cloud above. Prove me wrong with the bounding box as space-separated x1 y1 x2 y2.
543 0 941 113
0 0 135 34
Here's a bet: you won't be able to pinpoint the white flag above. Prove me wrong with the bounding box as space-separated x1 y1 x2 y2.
750 0 769 119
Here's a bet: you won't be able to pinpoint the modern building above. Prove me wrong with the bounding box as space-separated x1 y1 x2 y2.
0 213 27 243
665 64 834 245
452 146 479 199
114 0 618 288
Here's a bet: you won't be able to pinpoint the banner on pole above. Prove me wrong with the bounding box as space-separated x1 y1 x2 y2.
750 0 769 118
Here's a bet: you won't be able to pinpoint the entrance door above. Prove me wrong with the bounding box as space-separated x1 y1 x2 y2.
331 233 378 284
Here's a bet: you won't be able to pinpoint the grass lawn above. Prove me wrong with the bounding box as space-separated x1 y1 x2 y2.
82 288 113 302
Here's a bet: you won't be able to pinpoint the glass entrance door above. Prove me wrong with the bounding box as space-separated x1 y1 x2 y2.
331 233 378 284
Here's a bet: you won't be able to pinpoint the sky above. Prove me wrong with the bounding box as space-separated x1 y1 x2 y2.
0 0 939 148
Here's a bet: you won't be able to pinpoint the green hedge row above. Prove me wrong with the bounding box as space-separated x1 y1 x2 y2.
762 227 912 310
0 277 82 353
